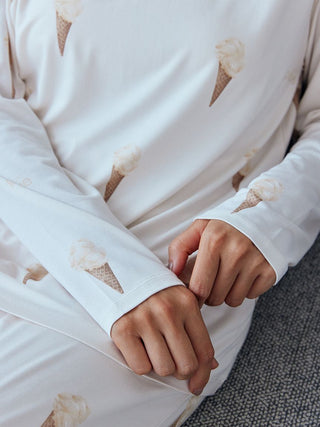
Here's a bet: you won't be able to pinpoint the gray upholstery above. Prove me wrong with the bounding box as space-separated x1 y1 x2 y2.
183 235 320 427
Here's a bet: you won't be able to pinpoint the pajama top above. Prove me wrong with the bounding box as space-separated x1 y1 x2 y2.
0 0 320 336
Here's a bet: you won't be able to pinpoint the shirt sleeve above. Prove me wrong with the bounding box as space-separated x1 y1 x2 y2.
0 4 183 336
194 0 320 284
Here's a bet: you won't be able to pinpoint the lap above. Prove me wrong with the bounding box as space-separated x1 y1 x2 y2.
0 221 257 425
0 311 197 427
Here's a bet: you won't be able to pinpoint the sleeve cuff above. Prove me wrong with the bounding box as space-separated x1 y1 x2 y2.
88 271 185 336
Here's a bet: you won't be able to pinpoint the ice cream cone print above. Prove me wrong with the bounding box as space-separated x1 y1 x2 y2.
209 38 245 107
104 145 141 202
41 411 55 427
104 166 125 202
86 262 124 294
41 393 90 427
7 35 15 98
233 178 283 213
55 0 83 56
232 171 245 192
23 263 48 284
70 239 124 294
56 13 71 56
233 188 262 212
232 149 257 191
293 75 303 110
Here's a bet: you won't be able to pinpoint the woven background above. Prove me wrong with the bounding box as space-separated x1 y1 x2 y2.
183 235 320 427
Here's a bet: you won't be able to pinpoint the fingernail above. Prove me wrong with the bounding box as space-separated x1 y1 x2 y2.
211 358 219 369
168 261 174 271
193 388 203 396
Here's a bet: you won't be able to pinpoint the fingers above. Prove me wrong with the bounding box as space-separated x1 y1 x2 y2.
111 286 218 396
164 325 199 380
247 267 276 299
168 220 209 276
185 308 217 395
188 233 220 306
157 289 202 380
223 271 256 307
111 327 152 375
207 260 254 307
206 257 276 307
141 329 176 377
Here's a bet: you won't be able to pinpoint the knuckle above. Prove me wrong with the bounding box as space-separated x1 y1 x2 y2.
169 235 187 253
247 291 258 299
133 363 152 376
265 266 276 282
178 361 198 377
155 300 175 319
155 365 175 377
191 283 210 301
174 373 189 381
207 296 224 306
225 297 243 307
168 239 180 253
112 317 134 337
180 289 198 308
134 307 153 326
206 233 224 252
251 255 266 272
232 241 251 260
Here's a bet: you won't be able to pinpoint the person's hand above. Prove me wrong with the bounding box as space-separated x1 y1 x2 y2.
168 219 276 307
111 286 218 395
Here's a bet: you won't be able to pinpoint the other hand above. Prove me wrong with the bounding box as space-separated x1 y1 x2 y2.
111 286 218 395
168 219 276 307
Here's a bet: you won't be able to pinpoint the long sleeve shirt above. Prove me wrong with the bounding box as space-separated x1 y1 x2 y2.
0 0 319 336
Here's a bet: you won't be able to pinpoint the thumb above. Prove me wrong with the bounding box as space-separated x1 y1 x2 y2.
168 219 209 276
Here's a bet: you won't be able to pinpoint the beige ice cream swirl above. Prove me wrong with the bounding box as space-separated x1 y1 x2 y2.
250 178 283 201
70 239 107 271
55 0 83 23
53 393 90 426
216 38 245 78
113 145 141 176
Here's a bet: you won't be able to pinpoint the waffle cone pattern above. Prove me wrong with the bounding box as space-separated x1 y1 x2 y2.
209 63 232 106
86 262 124 294
104 167 124 202
56 12 72 56
41 411 56 427
233 189 262 213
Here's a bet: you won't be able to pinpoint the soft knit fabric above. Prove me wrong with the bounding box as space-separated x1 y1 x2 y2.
0 3 319 422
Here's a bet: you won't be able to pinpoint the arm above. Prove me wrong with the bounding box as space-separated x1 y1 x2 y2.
0 4 216 394
0 3 184 335
168 1 320 306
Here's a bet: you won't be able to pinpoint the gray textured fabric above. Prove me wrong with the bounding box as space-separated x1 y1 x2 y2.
183 235 320 427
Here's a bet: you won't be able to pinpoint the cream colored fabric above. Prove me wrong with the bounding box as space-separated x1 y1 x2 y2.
0 311 199 427
0 1 320 424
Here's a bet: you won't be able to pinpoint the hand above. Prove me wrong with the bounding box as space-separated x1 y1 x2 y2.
111 286 218 395
168 219 276 307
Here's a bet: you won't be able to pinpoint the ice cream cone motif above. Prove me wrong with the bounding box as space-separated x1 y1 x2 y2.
41 393 90 427
104 145 141 202
23 263 48 284
233 178 283 213
70 239 124 294
7 34 16 98
55 0 83 56
293 73 304 110
232 148 258 191
209 38 245 107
